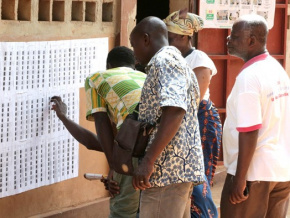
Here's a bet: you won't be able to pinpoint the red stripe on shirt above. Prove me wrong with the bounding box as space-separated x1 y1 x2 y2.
240 53 269 73
236 124 262 132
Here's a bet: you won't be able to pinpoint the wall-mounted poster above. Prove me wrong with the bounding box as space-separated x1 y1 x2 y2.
199 0 275 29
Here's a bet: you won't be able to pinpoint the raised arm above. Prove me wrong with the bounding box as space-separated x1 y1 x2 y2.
50 96 103 152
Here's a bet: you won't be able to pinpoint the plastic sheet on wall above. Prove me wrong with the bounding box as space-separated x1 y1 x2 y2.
0 38 108 198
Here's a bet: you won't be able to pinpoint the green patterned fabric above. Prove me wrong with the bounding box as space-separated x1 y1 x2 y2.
85 67 146 129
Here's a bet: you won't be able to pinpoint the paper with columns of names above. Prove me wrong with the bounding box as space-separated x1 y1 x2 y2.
0 38 108 198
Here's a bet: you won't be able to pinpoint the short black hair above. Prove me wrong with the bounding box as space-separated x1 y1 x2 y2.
106 46 135 68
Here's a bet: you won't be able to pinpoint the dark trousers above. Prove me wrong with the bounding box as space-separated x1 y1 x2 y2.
221 174 290 218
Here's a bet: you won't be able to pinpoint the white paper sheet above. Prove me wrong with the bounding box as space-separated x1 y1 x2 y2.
199 0 275 29
0 38 108 198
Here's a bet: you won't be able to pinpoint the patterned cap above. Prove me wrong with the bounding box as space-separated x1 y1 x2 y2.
163 10 204 36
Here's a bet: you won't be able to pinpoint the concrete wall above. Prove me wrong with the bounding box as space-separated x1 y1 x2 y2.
0 0 137 217
120 0 137 47
0 0 119 42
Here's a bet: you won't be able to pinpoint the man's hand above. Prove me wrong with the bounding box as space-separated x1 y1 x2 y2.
101 169 120 198
132 106 185 191
229 130 259 204
50 96 67 119
132 157 153 190
229 177 248 204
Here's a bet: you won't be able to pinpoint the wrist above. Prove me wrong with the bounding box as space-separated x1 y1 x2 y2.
58 113 67 122
142 155 155 166
234 173 246 182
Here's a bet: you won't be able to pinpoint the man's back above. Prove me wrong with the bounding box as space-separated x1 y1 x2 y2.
85 66 146 218
85 67 146 128
139 46 204 187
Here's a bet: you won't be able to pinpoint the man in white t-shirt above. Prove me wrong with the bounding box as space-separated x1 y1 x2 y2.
221 14 290 218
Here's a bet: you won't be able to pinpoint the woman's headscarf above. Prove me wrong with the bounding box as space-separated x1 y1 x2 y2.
163 10 204 36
